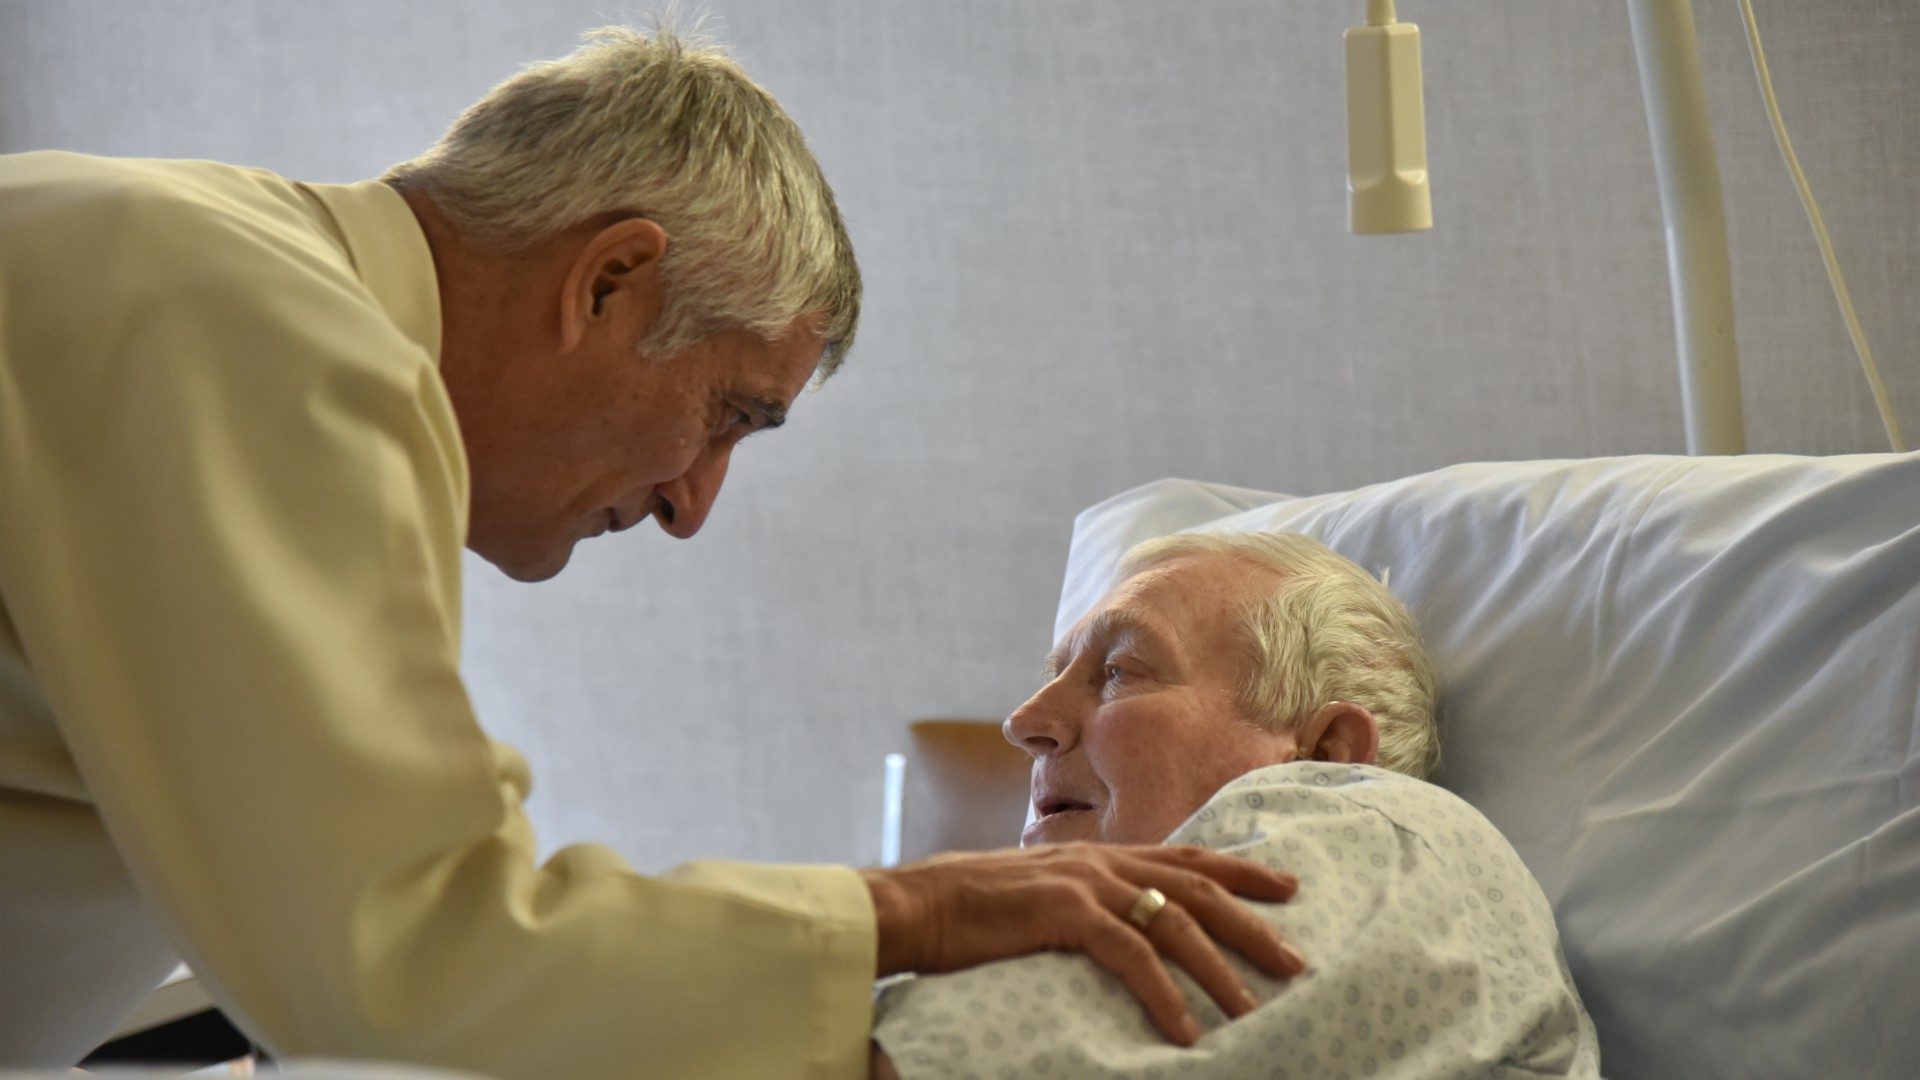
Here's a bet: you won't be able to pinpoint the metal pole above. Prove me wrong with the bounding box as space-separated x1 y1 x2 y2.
1627 0 1746 454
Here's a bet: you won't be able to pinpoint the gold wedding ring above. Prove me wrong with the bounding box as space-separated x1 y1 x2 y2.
1125 886 1168 931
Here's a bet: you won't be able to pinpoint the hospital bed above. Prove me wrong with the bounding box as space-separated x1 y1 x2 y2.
1044 450 1918 1077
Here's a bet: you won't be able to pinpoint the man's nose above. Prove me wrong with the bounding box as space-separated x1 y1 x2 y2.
653 444 733 539
1003 680 1078 757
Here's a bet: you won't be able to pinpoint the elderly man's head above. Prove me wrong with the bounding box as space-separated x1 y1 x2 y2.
385 26 860 581
1008 532 1438 846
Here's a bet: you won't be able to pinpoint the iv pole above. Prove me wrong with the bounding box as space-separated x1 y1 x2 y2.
1350 0 1748 454
1627 0 1746 454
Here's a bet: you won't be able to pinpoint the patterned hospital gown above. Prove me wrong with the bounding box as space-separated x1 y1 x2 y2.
873 762 1602 1079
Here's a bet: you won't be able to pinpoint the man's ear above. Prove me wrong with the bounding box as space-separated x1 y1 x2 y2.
1298 701 1380 765
558 216 669 352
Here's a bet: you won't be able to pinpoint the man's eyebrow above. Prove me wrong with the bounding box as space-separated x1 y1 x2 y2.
1041 608 1168 677
1043 642 1070 678
744 395 787 435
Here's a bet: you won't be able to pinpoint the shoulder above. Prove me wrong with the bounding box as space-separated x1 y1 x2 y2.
1 155 456 501
1182 762 1488 842
4 153 369 314
1188 763 1564 945
6 154 431 395
7 154 311 243
1174 762 1539 897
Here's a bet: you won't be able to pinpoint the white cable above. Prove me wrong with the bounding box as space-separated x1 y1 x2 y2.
1736 0 1906 451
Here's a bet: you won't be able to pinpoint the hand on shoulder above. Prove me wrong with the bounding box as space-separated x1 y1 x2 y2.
861 842 1306 1044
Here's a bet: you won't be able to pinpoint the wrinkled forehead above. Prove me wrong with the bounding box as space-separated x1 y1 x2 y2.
1120 551 1278 617
1054 553 1275 667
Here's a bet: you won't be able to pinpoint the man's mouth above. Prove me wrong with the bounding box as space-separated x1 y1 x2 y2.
1032 777 1098 822
604 495 660 537
1022 799 1095 846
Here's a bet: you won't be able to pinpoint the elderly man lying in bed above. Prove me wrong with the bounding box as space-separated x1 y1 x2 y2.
872 532 1602 1079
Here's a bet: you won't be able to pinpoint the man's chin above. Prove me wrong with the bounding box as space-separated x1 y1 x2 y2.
474 539 573 583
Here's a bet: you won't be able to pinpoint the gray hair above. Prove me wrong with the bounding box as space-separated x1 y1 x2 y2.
383 22 860 372
1116 531 1441 779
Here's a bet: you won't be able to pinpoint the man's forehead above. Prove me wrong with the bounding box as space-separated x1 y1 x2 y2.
744 330 825 393
1072 601 1161 645
707 318 820 375
1047 564 1195 667
1048 553 1271 666
1109 554 1247 615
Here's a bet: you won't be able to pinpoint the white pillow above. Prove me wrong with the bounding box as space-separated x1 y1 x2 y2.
1055 454 1920 1079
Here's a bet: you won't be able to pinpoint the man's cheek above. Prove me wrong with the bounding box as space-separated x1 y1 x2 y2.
1103 786 1177 845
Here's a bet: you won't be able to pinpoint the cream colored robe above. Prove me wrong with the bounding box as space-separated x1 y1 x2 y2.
0 152 874 1078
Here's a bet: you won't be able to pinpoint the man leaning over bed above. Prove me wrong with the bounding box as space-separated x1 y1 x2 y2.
872 532 1604 1079
0 23 1306 1079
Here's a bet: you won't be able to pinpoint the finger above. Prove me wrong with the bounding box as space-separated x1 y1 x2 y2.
1137 844 1299 901
1078 911 1204 1046
1125 896 1263 1020
1132 865 1308 980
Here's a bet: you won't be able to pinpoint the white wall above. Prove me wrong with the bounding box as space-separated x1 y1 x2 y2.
4 0 1913 871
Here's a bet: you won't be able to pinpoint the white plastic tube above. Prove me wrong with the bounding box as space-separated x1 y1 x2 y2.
879 752 906 867
1628 0 1747 454
1736 0 1904 451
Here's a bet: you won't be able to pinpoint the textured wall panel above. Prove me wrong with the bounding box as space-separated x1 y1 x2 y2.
3 0 1912 871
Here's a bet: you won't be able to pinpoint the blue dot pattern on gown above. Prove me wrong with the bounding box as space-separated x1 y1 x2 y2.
873 762 1603 1079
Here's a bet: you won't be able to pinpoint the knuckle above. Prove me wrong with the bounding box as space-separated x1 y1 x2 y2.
1195 877 1239 909
1050 847 1108 880
1032 843 1078 868
1201 869 1243 900
1155 902 1202 936
1097 919 1157 960
1118 933 1162 967
1160 843 1211 865
1155 911 1221 961
1039 879 1094 909
1163 868 1230 906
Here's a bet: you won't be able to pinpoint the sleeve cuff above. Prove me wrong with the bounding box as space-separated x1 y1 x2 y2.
661 860 877 1079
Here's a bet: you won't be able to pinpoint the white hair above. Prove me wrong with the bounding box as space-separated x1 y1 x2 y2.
1116 531 1441 779
383 22 860 371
